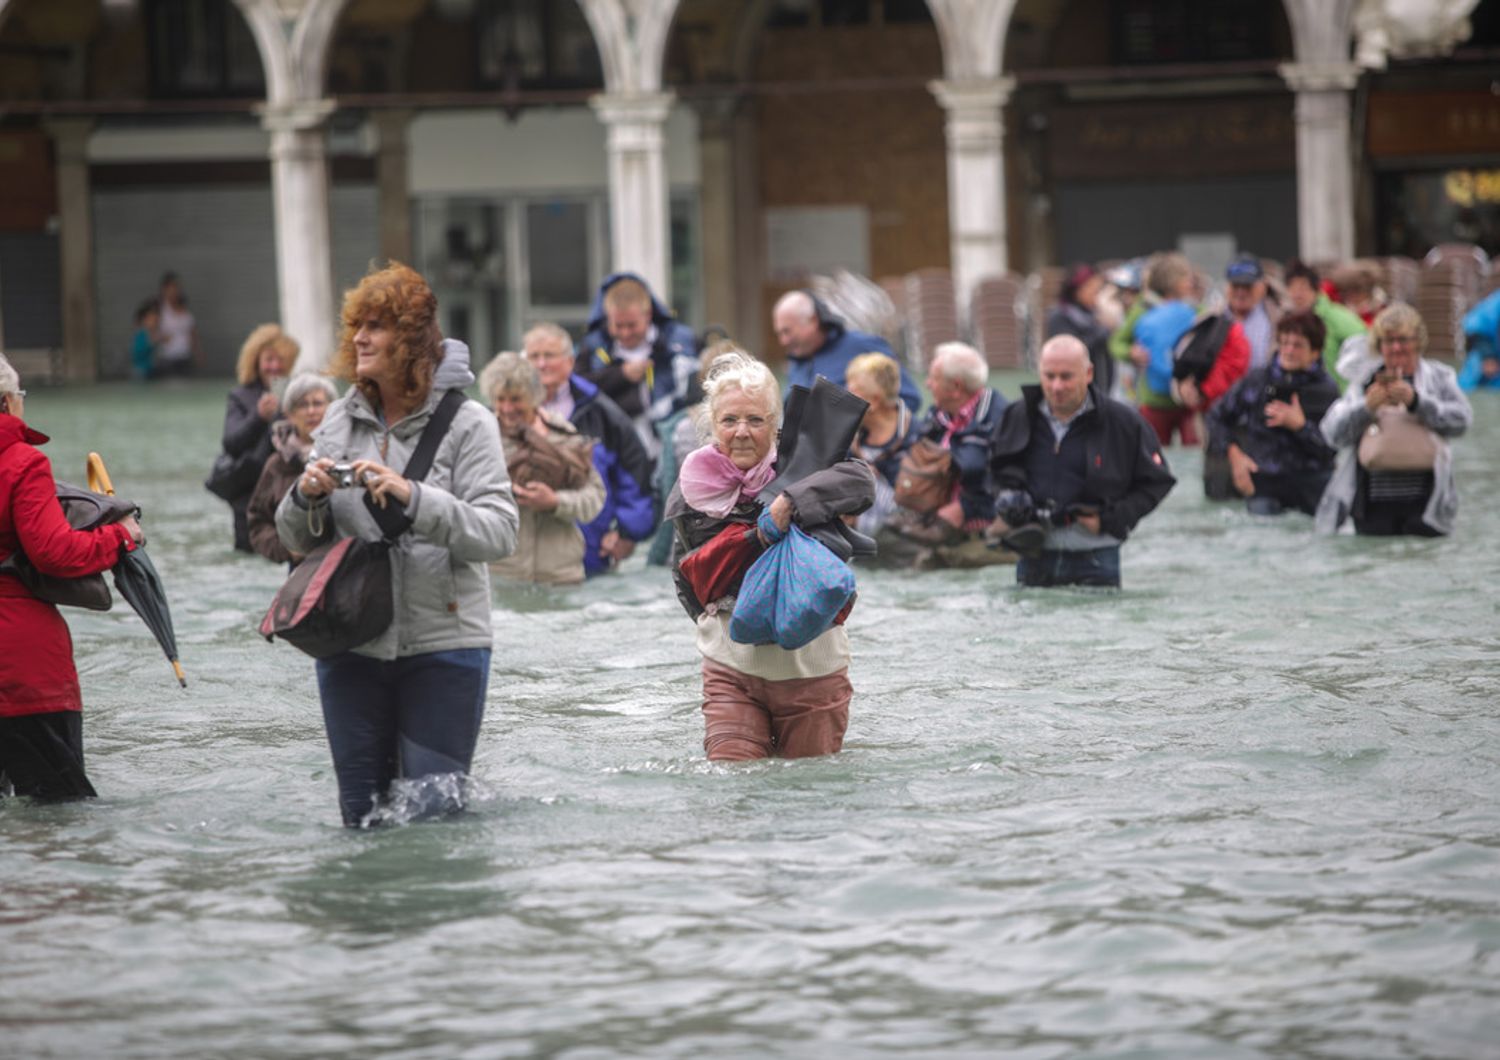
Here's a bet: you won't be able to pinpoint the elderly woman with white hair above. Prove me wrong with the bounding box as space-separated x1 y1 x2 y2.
666 350 875 762
480 352 605 585
1316 302 1472 536
246 373 339 564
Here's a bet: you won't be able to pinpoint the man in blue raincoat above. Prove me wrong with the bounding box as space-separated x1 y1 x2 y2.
576 273 700 458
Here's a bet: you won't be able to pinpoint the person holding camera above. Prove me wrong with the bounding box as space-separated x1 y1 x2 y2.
1203 310 1340 517
1315 303 1472 537
275 264 517 827
988 335 1175 588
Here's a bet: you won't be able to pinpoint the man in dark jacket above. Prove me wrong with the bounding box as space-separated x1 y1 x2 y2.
576 272 699 457
773 290 921 413
1204 310 1340 516
990 335 1175 587
526 323 656 576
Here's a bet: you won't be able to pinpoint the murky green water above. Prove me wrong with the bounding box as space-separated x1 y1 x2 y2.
4 379 1499 1058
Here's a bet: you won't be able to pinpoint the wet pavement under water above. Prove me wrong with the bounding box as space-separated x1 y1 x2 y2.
3 379 1498 1058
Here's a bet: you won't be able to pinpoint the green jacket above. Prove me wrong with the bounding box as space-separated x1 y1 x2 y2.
1314 293 1366 391
1108 298 1152 404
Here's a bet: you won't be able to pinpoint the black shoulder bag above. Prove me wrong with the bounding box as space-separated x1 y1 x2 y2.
259 390 466 659
0 482 140 611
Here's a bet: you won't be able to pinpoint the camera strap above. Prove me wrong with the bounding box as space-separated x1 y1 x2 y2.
363 389 467 542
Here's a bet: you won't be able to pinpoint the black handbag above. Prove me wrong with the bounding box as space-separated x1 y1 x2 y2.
204 446 265 502
0 482 138 610
258 390 465 658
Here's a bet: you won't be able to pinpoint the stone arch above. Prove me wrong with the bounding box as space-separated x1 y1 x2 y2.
227 0 297 104
1282 0 1360 63
929 0 1019 79
290 0 353 99
574 0 636 93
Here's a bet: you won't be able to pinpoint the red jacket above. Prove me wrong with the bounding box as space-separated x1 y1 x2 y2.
1199 320 1251 408
1 414 134 717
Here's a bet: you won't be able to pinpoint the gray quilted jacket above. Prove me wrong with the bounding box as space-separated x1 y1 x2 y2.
275 341 518 658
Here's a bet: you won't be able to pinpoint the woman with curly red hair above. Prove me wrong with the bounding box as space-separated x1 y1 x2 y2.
275 263 518 827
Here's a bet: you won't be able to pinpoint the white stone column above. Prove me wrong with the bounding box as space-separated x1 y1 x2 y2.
43 118 97 382
590 91 674 302
260 99 337 371
929 77 1014 328
1280 61 1361 264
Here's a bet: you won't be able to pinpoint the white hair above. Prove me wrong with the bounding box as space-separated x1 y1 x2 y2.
0 353 18 397
772 290 817 323
282 373 338 414
478 351 545 406
930 342 987 392
697 348 782 436
522 321 575 361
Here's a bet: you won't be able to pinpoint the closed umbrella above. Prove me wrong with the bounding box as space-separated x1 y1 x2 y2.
87 452 187 688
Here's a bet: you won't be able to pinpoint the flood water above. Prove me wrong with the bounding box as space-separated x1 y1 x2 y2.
4 378 1499 1059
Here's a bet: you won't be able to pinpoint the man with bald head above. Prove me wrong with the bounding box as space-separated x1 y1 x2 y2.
988 335 1175 587
772 290 921 412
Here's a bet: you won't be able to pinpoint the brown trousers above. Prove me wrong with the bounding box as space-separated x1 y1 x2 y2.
700 660 851 761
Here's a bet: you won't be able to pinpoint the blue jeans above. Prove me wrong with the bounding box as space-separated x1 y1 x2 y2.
1016 546 1121 588
315 648 492 827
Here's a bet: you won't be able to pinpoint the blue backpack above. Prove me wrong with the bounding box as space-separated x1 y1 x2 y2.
729 509 855 651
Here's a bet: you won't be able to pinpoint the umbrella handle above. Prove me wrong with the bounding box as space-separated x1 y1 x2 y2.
87 452 116 496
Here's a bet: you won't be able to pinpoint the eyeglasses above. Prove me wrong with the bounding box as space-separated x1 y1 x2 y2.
717 415 769 432
8 390 25 400
1381 335 1418 348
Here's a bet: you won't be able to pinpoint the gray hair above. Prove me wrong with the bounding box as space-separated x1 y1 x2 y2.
522 321 575 361
930 341 987 392
697 348 781 437
479 351 545 407
0 352 18 397
282 373 338 414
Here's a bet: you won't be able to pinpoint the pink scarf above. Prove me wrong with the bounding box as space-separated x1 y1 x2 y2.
679 443 778 518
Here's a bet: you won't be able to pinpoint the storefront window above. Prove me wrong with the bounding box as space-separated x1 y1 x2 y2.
476 0 602 89
145 0 265 98
1377 168 1500 259
526 201 592 309
413 199 508 359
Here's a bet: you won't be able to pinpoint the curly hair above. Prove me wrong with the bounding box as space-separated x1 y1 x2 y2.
330 262 442 407
696 347 781 440
235 323 300 386
478 351 544 408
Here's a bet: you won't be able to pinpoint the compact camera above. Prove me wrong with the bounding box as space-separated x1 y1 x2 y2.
330 462 361 488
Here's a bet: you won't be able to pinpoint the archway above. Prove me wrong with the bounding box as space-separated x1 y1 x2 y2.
663 0 947 353
0 0 277 379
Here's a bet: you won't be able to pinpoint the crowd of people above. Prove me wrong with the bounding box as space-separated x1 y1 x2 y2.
1 248 1489 824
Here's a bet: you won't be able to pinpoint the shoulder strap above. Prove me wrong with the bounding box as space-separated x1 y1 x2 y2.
403 389 466 482
364 389 468 541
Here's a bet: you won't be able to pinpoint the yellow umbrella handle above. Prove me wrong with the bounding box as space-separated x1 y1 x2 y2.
87 452 115 496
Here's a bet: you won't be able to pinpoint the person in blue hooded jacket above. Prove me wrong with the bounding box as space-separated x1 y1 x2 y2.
772 290 921 414
524 322 657 575
1459 288 1500 392
576 273 700 457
